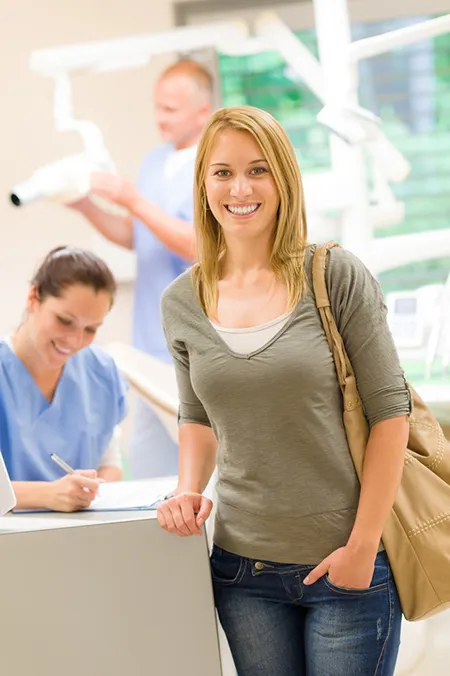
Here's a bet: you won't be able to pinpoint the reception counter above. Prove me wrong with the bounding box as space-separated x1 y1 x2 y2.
0 507 223 676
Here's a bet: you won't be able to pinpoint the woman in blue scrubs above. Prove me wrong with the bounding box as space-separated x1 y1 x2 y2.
0 246 128 511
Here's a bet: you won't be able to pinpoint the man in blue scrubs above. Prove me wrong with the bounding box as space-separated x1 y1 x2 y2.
68 60 213 478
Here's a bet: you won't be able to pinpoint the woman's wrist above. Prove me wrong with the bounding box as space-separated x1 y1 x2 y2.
175 483 203 495
346 532 380 557
40 482 55 510
12 481 52 511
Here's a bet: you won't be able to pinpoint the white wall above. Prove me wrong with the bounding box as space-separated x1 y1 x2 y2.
0 0 176 344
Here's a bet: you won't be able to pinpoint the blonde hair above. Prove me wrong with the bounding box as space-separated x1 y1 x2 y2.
192 105 308 316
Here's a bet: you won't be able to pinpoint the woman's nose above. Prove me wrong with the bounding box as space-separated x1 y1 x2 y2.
65 329 85 352
229 176 252 198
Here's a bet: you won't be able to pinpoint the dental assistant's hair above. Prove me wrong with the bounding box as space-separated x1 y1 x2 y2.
31 247 117 305
192 105 308 317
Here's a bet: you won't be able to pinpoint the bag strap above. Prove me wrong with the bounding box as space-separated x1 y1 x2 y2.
311 241 355 395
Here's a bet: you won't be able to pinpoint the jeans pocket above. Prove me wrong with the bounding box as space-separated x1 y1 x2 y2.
323 551 390 596
210 545 246 586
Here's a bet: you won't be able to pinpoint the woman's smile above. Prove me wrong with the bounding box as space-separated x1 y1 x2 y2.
224 203 261 218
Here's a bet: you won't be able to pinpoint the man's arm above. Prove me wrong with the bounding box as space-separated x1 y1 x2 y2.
89 172 196 262
131 195 196 261
69 197 134 250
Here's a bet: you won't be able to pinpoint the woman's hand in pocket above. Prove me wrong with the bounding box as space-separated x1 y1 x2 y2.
302 544 377 590
157 492 213 536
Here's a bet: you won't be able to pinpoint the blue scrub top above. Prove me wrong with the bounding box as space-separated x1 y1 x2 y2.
0 341 128 482
133 144 195 362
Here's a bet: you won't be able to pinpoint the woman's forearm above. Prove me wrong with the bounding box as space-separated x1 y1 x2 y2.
347 415 409 552
97 465 122 482
176 423 218 494
12 481 51 510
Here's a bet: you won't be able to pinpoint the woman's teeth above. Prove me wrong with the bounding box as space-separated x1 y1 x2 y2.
226 204 260 215
52 341 70 355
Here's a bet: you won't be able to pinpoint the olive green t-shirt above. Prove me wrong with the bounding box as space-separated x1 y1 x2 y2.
161 246 411 564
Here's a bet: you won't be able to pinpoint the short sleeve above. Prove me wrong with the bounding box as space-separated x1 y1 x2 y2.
161 286 211 428
326 248 412 428
166 337 211 428
112 365 129 426
90 346 129 427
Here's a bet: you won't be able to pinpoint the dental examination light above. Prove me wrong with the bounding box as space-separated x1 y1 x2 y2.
9 77 114 207
9 21 248 208
253 10 411 187
10 72 116 207
317 104 410 182
254 13 325 103
10 154 110 207
29 21 247 76
253 13 410 227
349 14 450 62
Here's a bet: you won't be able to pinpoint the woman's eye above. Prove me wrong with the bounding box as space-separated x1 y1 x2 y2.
251 167 267 175
57 316 71 327
215 170 230 177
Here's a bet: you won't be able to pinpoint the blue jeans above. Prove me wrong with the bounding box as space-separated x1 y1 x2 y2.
211 546 402 676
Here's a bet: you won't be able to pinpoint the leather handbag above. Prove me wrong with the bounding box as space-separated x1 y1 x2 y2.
312 241 450 621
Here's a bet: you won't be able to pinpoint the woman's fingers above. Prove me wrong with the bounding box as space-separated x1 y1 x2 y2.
196 496 213 527
157 501 184 535
170 501 193 536
77 494 94 509
179 495 202 535
157 494 208 537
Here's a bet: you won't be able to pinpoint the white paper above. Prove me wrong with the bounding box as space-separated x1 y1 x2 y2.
88 477 177 511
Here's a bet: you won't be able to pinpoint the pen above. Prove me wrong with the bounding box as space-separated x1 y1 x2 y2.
156 489 176 501
50 453 97 495
50 453 75 475
150 489 176 509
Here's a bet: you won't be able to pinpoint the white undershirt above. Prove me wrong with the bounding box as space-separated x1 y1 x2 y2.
210 311 293 354
3 335 122 469
164 145 198 180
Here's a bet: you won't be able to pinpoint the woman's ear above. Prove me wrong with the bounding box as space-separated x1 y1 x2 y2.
26 285 40 314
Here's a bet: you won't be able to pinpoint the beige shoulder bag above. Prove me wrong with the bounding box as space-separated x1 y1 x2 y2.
312 241 450 621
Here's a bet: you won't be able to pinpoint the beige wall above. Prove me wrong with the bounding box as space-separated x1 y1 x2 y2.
0 0 176 344
1 0 444 345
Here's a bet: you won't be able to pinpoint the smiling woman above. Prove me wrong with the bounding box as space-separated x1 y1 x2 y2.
192 106 308 324
0 247 128 512
158 106 411 676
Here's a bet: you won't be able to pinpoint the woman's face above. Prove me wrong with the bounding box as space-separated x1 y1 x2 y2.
26 283 111 369
204 129 280 243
